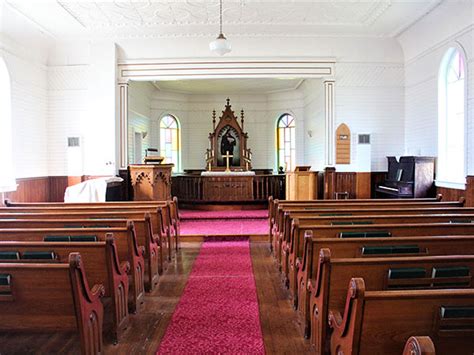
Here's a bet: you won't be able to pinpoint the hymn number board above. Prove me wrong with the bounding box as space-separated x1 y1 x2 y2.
207 99 252 171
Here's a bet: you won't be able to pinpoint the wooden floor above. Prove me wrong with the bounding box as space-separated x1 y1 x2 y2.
0 242 312 355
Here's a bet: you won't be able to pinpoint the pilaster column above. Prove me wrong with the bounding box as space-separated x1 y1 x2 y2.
118 80 129 169
325 80 335 166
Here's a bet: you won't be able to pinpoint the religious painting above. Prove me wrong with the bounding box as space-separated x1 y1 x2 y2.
217 125 240 166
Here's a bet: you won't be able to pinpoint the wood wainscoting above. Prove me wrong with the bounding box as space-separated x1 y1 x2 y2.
5 176 117 203
323 168 371 199
437 176 474 206
4 177 50 202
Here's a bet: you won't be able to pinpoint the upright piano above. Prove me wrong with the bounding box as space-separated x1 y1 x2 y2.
376 156 435 198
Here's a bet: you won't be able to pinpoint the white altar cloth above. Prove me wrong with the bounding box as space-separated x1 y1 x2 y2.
64 176 123 202
201 171 255 177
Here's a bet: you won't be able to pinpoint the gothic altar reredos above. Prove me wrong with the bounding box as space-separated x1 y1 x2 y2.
206 98 252 171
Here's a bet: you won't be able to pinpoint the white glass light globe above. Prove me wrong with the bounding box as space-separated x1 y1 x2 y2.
209 34 231 56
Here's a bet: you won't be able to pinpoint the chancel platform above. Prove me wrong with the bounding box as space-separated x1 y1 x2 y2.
172 99 285 206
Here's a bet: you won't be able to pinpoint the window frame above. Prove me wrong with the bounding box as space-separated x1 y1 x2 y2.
276 113 296 172
436 44 468 190
159 114 181 173
0 56 16 193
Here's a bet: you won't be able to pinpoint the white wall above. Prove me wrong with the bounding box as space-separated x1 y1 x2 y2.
399 1 474 176
0 3 50 178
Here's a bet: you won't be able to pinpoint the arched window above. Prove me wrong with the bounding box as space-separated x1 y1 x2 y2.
277 113 296 172
438 47 466 187
0 57 16 193
160 114 180 172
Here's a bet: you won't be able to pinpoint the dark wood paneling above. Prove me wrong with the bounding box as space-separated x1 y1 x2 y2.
4 177 50 202
48 176 81 202
437 175 474 206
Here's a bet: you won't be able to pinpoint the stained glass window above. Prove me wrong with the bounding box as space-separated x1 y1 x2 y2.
277 114 296 172
160 115 180 172
438 48 466 187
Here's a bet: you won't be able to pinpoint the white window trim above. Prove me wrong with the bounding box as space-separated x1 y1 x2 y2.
437 43 468 188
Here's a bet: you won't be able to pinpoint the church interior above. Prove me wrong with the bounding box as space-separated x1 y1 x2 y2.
0 1 473 354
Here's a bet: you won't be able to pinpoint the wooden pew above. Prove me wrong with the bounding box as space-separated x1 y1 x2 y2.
276 212 474 266
286 222 474 308
0 216 161 291
0 235 129 343
309 250 474 353
3 198 181 252
0 253 105 355
268 194 452 238
402 336 436 355
329 278 474 355
271 205 473 253
297 234 474 341
0 226 145 313
0 203 178 258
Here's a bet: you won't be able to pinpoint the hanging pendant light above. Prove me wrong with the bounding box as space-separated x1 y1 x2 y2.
209 0 231 56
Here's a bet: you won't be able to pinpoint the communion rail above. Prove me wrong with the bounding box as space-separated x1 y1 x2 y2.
171 174 285 203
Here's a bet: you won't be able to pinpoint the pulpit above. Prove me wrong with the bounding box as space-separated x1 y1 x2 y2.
285 166 318 200
129 164 174 201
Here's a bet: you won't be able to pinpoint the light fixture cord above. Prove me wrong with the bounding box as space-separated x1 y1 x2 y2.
219 0 223 34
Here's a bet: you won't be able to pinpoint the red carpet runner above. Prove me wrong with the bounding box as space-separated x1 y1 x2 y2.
157 240 265 354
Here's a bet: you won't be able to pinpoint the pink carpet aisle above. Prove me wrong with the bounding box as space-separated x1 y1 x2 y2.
157 240 265 354
179 209 269 236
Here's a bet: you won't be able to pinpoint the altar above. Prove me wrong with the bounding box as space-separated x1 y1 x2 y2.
170 99 285 205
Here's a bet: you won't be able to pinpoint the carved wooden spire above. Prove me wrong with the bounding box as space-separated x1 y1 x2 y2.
241 109 245 130
212 110 216 130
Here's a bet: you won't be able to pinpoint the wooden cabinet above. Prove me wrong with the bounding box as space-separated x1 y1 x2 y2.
286 167 318 200
129 164 173 201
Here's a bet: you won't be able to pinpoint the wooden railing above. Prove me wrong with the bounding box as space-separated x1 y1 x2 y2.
171 174 285 203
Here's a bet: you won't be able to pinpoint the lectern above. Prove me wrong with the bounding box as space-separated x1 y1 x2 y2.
285 166 318 200
129 164 174 201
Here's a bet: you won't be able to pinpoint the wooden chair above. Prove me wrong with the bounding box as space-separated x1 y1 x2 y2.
0 253 105 355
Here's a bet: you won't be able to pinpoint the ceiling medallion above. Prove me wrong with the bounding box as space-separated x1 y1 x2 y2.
209 0 231 56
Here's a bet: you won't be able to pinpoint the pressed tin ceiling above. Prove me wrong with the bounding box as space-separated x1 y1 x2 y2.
6 0 443 39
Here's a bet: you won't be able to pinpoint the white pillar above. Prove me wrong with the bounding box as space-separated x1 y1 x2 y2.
119 80 129 169
325 80 335 166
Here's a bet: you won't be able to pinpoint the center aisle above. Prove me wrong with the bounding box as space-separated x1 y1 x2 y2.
157 240 265 354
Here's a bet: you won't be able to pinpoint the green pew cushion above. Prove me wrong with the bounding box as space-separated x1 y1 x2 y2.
432 266 470 278
388 267 426 279
362 245 420 255
44 235 98 242
441 306 474 319
0 274 11 286
70 235 97 242
22 251 56 260
449 220 474 224
0 251 20 260
44 236 70 242
340 231 392 238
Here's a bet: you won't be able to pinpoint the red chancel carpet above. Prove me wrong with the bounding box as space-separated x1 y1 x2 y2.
157 240 265 354
179 209 269 236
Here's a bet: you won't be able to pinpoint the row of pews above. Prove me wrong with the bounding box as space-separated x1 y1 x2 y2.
268 195 474 355
0 198 180 354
